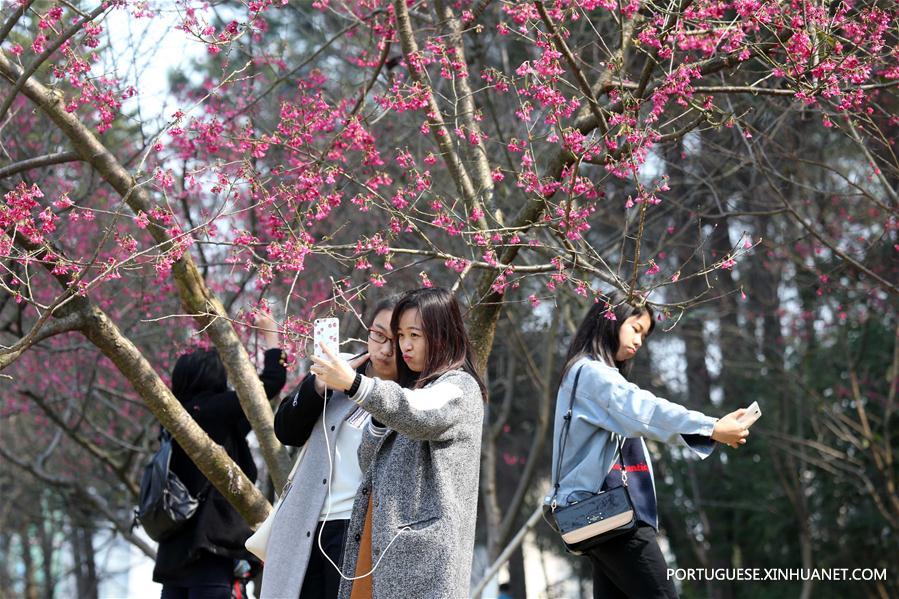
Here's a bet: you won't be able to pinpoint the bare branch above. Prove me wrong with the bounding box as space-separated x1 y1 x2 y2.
0 0 35 47
0 151 80 180
0 51 292 488
392 0 483 221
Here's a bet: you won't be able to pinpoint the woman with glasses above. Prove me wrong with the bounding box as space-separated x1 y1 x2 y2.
310 287 487 599
260 295 401 599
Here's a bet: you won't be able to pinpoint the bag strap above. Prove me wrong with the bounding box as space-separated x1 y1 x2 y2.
159 428 174 466
609 439 629 489
160 428 212 500
550 366 583 508
277 444 308 502
550 364 628 510
274 380 341 507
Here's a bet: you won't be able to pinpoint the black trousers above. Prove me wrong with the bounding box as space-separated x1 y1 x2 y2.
586 524 678 599
299 519 349 599
160 552 233 599
161 585 230 599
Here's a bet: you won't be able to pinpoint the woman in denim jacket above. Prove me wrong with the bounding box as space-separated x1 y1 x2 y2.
545 291 750 598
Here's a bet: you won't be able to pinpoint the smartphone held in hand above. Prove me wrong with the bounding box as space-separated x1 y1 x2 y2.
313 318 339 359
737 401 762 427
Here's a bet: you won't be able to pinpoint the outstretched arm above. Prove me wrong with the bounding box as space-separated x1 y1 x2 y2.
309 344 481 442
348 374 480 442
571 363 747 453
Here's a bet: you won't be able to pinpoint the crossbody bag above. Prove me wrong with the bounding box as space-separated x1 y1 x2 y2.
548 366 637 554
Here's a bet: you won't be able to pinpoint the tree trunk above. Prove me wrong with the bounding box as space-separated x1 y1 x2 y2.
38 507 54 599
78 303 272 525
72 524 99 599
5 234 272 527
0 533 11 594
21 530 39 599
704 214 742 599
468 287 504 376
662 138 721 593
480 313 557 564
480 414 503 559
507 543 527 599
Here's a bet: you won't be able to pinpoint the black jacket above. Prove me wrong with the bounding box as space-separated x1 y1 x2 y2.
273 355 368 447
153 348 287 583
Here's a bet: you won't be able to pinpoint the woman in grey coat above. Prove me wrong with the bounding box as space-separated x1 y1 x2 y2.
311 287 487 599
260 296 399 599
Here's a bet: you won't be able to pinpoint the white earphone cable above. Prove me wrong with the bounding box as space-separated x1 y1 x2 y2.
315 376 408 582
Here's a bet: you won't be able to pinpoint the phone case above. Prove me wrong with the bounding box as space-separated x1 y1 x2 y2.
313 318 339 359
738 402 762 427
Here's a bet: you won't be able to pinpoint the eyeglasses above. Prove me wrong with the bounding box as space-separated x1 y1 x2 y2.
368 329 394 345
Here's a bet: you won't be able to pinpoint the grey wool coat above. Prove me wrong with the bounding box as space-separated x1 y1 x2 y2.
259 373 359 599
336 370 484 599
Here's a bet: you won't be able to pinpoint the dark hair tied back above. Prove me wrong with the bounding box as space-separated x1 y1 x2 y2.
562 289 656 379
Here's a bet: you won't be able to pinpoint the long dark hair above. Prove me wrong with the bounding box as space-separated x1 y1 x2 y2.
562 290 656 378
391 287 487 401
171 348 227 403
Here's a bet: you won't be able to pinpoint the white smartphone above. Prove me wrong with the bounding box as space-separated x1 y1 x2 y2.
737 401 762 427
313 317 339 359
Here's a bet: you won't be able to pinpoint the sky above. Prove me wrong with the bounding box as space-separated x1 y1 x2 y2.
102 2 206 129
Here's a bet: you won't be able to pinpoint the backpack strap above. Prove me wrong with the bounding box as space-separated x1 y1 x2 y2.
160 428 212 501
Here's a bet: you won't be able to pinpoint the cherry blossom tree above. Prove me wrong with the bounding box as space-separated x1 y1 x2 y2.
1 0 897 594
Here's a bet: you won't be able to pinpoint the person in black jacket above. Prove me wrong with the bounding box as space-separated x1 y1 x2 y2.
262 295 399 599
153 313 286 599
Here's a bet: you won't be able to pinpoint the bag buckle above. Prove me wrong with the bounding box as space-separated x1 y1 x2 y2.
550 499 557 512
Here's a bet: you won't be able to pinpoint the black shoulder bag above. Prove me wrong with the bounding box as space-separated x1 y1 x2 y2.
548 366 637 554
135 429 207 542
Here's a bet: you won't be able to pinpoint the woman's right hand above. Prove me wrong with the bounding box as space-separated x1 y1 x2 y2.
711 409 750 448
312 353 368 396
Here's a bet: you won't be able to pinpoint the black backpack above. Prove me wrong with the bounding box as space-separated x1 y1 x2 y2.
135 429 204 542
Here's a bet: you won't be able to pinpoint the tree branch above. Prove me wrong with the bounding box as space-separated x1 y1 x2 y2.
0 310 85 371
392 0 482 220
7 234 273 526
0 151 80 180
0 0 35 47
0 3 109 124
0 51 292 489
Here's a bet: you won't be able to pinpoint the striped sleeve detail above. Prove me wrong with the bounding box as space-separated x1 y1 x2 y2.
349 375 375 405
368 419 389 438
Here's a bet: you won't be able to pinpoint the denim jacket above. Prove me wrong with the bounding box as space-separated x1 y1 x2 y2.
545 357 717 508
